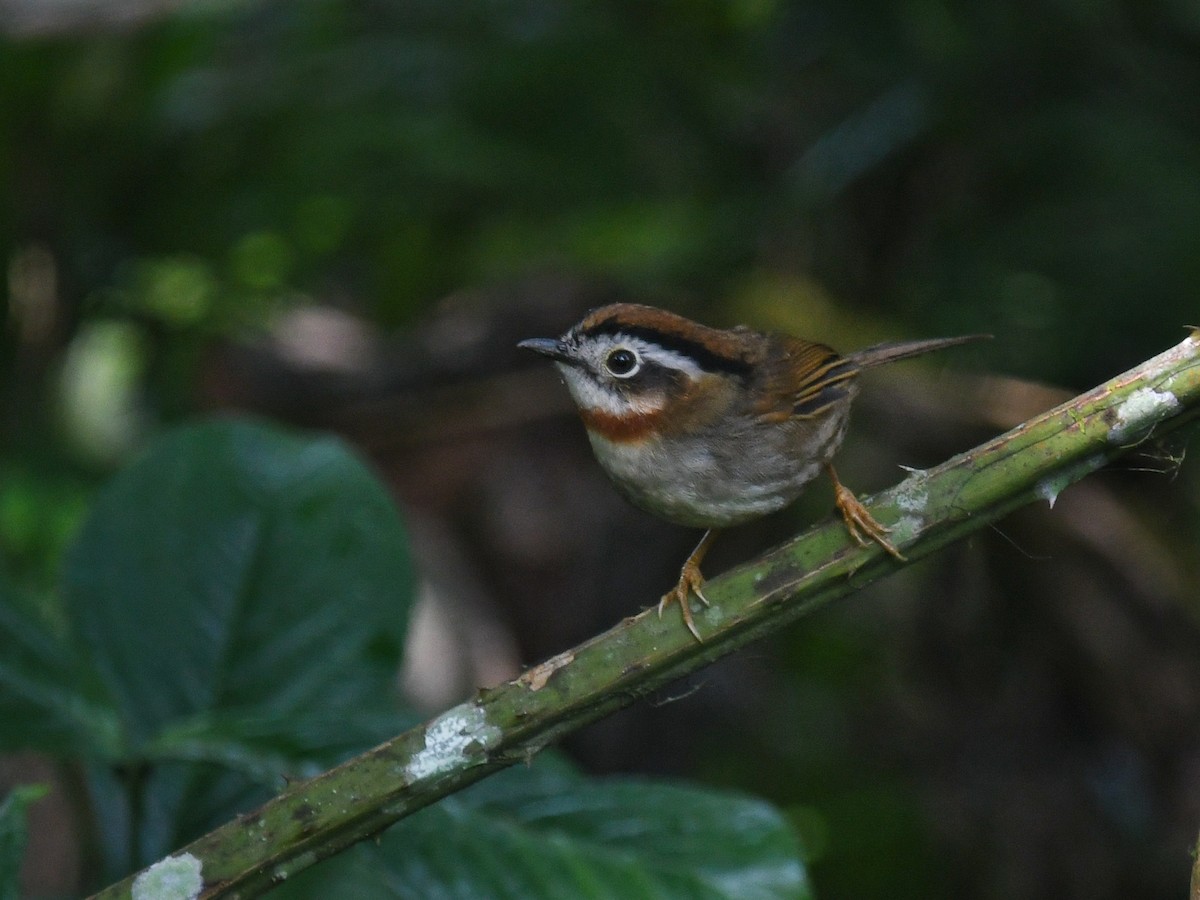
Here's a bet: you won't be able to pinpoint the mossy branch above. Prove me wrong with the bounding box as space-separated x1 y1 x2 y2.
95 331 1200 899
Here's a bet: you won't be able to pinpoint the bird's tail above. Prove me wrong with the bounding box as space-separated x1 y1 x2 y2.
847 334 990 371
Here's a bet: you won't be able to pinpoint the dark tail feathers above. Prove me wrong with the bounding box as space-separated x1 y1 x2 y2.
847 334 990 370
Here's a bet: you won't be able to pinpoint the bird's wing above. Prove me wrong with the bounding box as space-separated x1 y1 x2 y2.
751 336 858 422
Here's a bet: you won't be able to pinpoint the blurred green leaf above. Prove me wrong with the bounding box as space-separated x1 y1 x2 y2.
51 418 419 878
0 784 49 900
144 706 421 783
230 231 294 291
0 463 91 600
60 418 416 748
279 759 812 899
112 255 220 327
83 757 278 881
0 572 119 756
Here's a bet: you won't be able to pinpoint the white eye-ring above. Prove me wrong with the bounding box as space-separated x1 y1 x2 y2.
604 347 640 378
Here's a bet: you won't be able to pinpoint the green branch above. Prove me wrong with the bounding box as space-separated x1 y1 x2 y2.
95 331 1200 900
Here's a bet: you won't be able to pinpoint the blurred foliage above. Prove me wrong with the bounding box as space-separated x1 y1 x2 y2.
0 785 48 900
2 420 420 879
0 419 806 896
278 761 810 900
3 0 1200 897
4 1 1198 403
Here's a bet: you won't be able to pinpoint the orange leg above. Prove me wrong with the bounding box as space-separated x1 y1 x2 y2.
658 529 719 642
826 464 906 561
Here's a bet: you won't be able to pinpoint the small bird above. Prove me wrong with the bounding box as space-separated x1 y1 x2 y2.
519 303 986 640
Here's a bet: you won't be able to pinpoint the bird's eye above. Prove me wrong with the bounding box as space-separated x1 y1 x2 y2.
605 348 639 377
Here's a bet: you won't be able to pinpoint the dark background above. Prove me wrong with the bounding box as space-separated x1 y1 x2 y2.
3 1 1200 897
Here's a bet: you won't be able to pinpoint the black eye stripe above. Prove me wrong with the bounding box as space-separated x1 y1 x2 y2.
580 323 752 377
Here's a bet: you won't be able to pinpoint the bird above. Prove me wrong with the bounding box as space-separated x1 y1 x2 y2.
519 303 987 640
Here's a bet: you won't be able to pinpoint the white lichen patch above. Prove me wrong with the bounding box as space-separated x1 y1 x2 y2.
132 853 203 900
1108 387 1180 444
404 702 500 782
893 485 929 514
887 478 929 544
698 600 724 626
889 515 925 546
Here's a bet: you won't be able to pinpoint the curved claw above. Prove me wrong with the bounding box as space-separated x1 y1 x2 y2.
658 530 718 642
827 464 907 561
658 566 708 642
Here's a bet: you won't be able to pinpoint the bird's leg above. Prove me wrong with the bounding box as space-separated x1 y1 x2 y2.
826 464 906 561
658 529 719 642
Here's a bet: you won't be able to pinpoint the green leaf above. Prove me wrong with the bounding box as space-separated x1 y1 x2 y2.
279 761 812 899
0 574 119 756
0 784 49 900
144 706 422 783
110 704 420 870
60 417 416 747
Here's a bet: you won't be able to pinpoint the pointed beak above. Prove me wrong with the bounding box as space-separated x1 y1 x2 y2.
518 337 573 363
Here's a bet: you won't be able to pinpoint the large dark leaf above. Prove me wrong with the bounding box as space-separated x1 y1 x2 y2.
0 570 118 756
60 418 416 748
143 706 422 784
279 760 812 899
